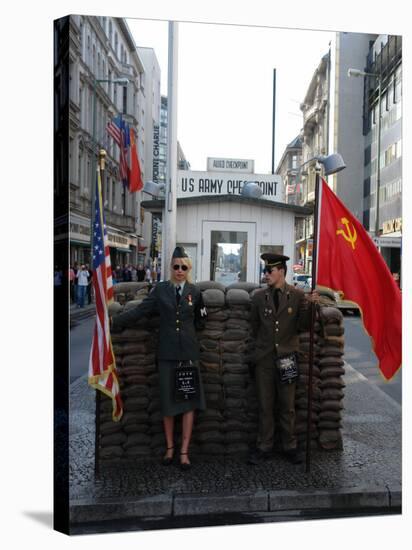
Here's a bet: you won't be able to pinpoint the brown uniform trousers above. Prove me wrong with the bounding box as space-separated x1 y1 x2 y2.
251 283 310 452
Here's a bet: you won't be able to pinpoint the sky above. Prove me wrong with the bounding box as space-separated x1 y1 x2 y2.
127 18 335 174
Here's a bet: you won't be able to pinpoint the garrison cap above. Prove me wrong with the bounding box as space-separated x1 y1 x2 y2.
172 246 189 259
261 253 290 268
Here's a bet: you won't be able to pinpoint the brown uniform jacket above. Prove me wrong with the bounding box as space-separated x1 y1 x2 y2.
250 283 311 362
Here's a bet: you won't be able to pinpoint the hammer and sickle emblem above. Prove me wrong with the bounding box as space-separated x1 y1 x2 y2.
336 217 357 249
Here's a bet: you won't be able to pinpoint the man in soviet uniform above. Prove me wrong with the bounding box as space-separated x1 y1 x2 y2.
248 253 318 465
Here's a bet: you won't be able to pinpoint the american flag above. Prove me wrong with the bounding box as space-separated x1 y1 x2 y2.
88 168 123 421
107 117 129 186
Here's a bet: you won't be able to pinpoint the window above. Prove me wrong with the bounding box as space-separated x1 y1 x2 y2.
87 35 91 65
363 177 370 198
122 86 127 114
92 45 96 74
114 32 118 57
364 145 371 166
109 21 112 43
363 209 370 230
78 147 83 190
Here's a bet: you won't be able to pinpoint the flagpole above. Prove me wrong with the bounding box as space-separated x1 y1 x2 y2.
162 21 179 279
93 151 107 479
305 163 321 473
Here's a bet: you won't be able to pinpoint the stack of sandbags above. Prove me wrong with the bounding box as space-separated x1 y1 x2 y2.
113 282 150 305
295 319 322 449
317 306 345 450
194 282 226 455
222 287 255 455
97 285 160 461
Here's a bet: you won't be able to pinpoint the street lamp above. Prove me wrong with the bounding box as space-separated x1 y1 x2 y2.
241 181 264 199
300 152 346 474
299 153 346 272
348 67 382 237
143 180 165 198
90 77 130 259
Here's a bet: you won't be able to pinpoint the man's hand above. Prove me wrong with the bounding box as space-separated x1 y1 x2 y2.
306 290 320 303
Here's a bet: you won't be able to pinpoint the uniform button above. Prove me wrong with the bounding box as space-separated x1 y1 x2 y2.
275 343 279 347
176 320 180 324
176 328 180 332
275 321 279 325
275 329 279 332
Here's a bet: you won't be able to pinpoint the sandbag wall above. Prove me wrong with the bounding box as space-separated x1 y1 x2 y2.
98 282 345 461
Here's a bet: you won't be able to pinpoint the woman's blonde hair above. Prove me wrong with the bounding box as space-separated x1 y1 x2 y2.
170 256 193 283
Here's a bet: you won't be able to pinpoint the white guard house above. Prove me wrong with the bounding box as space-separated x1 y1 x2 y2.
142 158 312 285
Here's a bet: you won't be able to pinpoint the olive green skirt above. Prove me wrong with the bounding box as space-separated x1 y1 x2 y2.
158 360 206 417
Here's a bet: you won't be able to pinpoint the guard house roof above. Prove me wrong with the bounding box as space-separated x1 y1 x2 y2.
141 194 313 215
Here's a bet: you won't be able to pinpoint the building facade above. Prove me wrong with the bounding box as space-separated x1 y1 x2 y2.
330 32 402 273
276 135 305 271
362 35 402 273
285 32 402 276
68 15 152 270
297 52 331 273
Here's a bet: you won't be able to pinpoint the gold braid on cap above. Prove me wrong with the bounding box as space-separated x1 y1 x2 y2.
265 261 283 267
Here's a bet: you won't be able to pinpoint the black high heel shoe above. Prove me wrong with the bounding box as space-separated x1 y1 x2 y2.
162 446 174 466
179 452 191 471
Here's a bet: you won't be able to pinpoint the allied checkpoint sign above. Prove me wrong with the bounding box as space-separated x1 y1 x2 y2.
177 170 285 203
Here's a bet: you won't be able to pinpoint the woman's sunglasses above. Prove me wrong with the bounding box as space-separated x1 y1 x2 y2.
262 267 273 274
173 264 188 271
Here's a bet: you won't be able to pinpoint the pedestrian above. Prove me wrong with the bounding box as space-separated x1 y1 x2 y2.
248 253 319 465
76 264 90 308
85 264 93 304
145 265 152 283
73 261 79 304
136 263 146 282
123 264 132 282
115 265 123 282
392 272 401 289
131 265 137 282
110 247 207 470
69 265 75 303
54 265 63 287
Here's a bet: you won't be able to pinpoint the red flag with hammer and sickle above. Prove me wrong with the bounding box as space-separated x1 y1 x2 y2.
317 177 401 380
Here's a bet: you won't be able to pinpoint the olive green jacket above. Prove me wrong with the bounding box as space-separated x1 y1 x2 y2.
250 283 311 362
111 281 206 361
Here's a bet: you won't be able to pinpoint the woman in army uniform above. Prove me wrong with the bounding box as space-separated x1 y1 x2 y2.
111 247 207 470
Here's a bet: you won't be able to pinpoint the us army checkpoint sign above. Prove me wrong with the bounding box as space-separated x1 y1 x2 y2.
177 170 285 203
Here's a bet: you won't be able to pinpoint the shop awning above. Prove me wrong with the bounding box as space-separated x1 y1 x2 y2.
70 239 91 246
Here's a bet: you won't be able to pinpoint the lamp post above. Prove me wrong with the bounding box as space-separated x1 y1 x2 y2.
241 181 264 199
90 77 129 260
348 68 382 238
299 153 346 473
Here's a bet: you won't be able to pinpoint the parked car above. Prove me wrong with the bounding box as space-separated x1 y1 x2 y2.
292 273 311 289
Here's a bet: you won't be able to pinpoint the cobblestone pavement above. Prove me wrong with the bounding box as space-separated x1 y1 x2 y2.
69 363 401 504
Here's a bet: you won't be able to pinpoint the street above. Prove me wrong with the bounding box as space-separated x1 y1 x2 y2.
70 311 402 405
70 315 95 383
342 312 402 405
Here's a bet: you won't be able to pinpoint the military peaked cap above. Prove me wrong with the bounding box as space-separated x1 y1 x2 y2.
261 253 290 267
172 246 189 258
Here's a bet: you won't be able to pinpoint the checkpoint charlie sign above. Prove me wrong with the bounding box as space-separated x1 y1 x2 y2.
177 170 284 203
